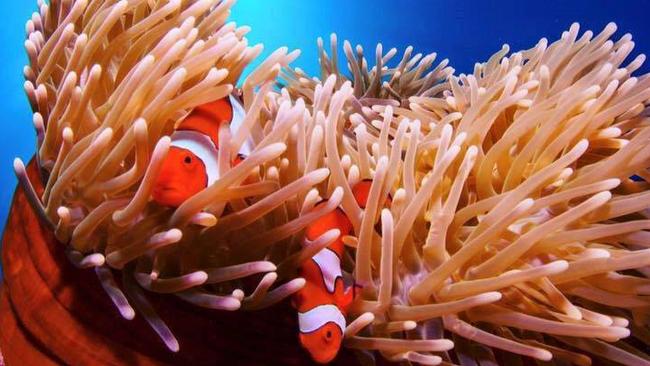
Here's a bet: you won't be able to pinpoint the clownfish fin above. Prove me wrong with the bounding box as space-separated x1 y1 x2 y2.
353 283 363 297
340 287 354 312
336 280 361 313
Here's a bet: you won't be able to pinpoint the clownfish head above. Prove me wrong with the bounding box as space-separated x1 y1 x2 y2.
297 302 346 364
299 322 343 364
152 95 254 207
152 146 208 207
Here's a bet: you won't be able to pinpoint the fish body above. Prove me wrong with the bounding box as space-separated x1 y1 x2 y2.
152 95 252 207
292 205 354 364
293 179 384 364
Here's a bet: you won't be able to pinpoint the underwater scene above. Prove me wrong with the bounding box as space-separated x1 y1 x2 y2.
0 0 650 365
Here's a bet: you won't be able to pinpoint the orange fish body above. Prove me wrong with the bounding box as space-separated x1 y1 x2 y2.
292 205 354 364
293 180 386 364
152 95 252 207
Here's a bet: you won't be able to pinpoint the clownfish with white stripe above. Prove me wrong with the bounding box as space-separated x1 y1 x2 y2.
292 203 354 364
152 94 253 207
292 180 382 364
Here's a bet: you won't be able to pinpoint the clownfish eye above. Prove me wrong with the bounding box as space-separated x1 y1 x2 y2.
325 330 332 339
184 156 192 165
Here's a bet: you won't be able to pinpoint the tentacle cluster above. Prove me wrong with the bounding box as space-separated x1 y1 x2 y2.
17 0 330 351
284 23 650 365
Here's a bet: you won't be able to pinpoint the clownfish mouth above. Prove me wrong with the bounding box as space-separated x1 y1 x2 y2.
152 184 193 208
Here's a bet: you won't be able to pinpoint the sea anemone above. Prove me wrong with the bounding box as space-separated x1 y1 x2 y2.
5 0 650 364
288 23 650 365
14 0 337 353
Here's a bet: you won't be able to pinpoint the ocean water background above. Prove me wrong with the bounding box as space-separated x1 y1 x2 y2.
0 0 648 277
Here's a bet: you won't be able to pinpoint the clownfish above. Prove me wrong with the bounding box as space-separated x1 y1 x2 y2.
292 180 383 364
292 203 355 364
152 94 253 207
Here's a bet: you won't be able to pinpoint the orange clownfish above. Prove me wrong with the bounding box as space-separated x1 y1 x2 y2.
152 95 253 207
292 203 354 364
292 180 382 364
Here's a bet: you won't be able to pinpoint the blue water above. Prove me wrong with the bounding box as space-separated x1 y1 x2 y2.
0 0 648 277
